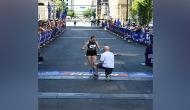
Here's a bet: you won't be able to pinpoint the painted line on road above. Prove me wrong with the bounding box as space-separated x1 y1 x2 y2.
114 61 125 64
38 71 152 77
39 92 153 100
60 37 116 40
38 71 153 81
116 53 141 56
38 75 152 81
67 29 103 31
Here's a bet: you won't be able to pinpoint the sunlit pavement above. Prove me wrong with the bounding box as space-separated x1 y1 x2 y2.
38 23 153 110
66 21 97 27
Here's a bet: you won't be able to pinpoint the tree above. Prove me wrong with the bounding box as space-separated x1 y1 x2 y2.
131 0 139 23
91 9 96 18
138 0 153 26
83 8 96 18
67 10 76 18
138 1 147 25
144 0 153 26
55 0 66 12
131 0 153 26
83 8 91 18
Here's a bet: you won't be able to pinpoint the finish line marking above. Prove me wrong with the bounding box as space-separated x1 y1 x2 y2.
39 92 153 100
38 71 153 81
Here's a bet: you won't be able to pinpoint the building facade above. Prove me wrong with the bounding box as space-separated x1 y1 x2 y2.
95 0 109 20
38 0 65 20
100 0 109 19
91 0 97 11
66 0 74 10
73 0 95 18
38 0 53 20
109 0 129 25
96 0 101 19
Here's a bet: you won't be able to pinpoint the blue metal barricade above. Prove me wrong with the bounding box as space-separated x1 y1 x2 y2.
105 24 153 45
39 32 46 46
38 22 66 48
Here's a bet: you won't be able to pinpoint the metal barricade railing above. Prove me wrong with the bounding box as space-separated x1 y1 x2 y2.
107 24 153 46
38 24 66 47
107 24 153 66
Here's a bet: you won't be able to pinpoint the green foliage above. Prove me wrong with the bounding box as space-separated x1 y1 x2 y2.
67 10 76 18
55 0 66 12
145 0 153 25
91 9 96 18
83 8 96 18
131 0 139 22
83 8 91 18
131 0 153 26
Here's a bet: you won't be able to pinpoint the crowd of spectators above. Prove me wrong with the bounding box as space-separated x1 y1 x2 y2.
38 19 66 48
123 22 153 34
106 19 153 35
106 19 153 44
106 19 153 67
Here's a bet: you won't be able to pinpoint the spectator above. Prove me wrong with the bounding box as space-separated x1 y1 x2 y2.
74 20 76 26
145 35 153 67
97 19 100 26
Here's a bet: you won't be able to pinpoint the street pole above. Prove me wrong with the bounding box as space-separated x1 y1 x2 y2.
107 3 109 20
53 0 56 19
126 0 128 23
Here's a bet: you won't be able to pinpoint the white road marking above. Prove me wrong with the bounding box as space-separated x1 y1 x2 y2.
60 37 116 40
115 53 141 56
39 92 153 99
67 29 103 31
38 71 153 81
114 61 125 64
38 75 152 81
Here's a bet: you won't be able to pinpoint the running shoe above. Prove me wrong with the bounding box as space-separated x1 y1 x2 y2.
93 74 99 80
89 69 93 74
105 74 111 81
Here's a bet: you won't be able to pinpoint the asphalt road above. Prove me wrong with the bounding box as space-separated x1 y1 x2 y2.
39 79 152 110
38 24 153 110
39 25 152 73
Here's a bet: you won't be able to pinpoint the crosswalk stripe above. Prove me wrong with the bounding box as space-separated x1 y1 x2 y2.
39 92 153 99
38 75 152 81
38 71 153 81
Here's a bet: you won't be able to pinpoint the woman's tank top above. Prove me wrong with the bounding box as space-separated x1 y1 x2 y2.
87 40 97 51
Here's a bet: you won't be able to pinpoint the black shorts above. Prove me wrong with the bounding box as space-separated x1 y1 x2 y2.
97 63 114 76
86 50 97 56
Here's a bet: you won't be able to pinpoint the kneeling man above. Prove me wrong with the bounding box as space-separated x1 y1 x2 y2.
94 46 114 81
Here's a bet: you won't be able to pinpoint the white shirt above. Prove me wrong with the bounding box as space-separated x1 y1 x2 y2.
100 51 114 68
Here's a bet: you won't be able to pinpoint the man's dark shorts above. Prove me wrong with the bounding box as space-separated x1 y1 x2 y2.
97 63 113 76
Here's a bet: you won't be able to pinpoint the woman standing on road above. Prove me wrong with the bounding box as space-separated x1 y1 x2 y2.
82 36 100 74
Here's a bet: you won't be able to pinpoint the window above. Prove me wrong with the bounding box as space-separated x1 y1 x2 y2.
38 3 44 6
